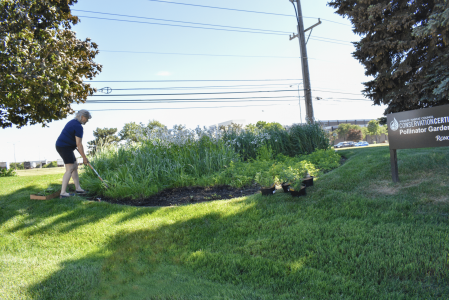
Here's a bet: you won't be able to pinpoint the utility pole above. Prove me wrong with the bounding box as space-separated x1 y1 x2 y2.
289 0 320 122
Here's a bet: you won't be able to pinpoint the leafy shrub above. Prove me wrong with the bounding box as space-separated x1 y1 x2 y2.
304 149 341 172
0 168 17 177
254 171 277 188
43 161 58 168
10 162 24 170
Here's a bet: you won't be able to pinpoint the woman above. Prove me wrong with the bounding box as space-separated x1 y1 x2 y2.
55 109 91 198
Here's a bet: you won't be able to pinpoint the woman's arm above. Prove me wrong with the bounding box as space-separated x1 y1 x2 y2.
75 136 88 165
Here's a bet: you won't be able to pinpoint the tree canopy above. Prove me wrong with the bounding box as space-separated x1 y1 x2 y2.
0 0 102 128
328 0 449 114
87 127 120 154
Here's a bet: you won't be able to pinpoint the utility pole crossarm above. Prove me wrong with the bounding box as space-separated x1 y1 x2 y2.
304 19 321 33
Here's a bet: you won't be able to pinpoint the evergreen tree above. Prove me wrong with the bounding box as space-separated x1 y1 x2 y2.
328 0 449 114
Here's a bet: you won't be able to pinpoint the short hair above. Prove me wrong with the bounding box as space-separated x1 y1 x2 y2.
75 109 92 122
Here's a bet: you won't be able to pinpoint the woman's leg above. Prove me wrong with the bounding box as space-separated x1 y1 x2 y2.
61 163 75 195
71 164 84 192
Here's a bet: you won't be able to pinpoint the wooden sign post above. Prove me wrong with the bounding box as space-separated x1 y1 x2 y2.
387 104 449 182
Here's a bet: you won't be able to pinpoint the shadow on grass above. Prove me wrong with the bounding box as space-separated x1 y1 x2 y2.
27 190 449 299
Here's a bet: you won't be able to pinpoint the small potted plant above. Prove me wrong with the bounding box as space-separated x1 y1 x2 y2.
289 180 306 197
302 172 314 187
255 171 277 195
279 167 297 193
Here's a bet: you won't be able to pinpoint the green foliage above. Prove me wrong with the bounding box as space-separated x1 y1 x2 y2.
254 171 276 188
87 127 120 154
223 121 329 161
334 123 362 140
2 145 449 299
328 0 449 114
118 122 142 142
347 128 362 142
9 162 24 170
0 168 16 177
43 161 58 168
0 0 102 128
367 120 381 143
147 119 165 131
305 148 341 172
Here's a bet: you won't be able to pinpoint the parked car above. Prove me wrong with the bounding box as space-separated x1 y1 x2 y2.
355 141 369 147
334 142 355 148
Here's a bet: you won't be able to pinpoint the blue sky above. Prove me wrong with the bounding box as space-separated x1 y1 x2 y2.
1 0 387 162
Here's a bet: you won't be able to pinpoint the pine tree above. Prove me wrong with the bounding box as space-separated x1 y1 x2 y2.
328 0 449 114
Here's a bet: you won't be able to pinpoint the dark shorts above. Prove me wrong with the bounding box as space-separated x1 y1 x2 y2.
56 146 76 164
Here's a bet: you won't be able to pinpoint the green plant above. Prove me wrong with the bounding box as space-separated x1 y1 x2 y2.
10 162 24 170
0 168 16 177
43 161 58 168
254 171 276 188
278 167 298 184
290 179 304 191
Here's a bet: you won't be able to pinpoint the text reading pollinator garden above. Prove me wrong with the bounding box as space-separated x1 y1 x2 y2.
80 122 341 206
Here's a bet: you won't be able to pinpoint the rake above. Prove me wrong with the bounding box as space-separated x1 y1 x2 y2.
76 148 109 189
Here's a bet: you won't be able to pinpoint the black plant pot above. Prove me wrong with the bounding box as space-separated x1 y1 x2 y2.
261 185 276 196
302 177 314 187
281 182 291 193
289 185 306 197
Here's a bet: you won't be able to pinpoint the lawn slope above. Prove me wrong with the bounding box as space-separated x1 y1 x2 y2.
1 145 448 299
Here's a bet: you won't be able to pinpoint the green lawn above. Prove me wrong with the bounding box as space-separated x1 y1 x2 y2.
1 145 448 299
16 167 67 177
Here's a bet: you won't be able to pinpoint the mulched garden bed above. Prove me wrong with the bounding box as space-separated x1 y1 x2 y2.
87 184 262 207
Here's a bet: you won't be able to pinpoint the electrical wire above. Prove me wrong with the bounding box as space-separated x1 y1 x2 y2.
87 79 302 83
147 0 352 26
88 89 299 97
101 83 302 91
77 15 288 36
98 50 302 59
77 15 354 45
73 9 290 34
147 0 299 18
86 96 298 103
83 103 297 112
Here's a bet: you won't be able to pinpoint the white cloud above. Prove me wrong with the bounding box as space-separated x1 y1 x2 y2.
157 71 171 76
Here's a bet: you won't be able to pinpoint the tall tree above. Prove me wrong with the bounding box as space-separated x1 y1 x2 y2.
0 0 102 128
347 128 363 142
87 128 120 154
328 0 449 114
335 123 361 140
367 120 381 143
119 122 142 142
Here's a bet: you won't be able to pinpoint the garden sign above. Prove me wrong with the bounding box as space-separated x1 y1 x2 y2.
387 104 449 182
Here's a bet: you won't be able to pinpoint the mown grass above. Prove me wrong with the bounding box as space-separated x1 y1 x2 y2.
1 145 449 299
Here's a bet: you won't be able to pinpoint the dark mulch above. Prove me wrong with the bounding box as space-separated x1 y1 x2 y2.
87 185 262 207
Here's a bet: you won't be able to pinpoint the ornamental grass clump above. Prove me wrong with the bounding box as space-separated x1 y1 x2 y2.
221 121 329 161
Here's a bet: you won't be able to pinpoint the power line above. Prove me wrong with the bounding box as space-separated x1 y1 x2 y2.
102 83 303 91
147 0 298 18
77 15 354 45
84 103 296 112
86 96 298 103
147 0 351 26
89 89 298 97
73 9 289 34
77 15 287 36
87 79 302 83
99 50 301 59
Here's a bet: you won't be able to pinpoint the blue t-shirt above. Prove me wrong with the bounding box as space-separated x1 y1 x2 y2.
56 119 84 149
